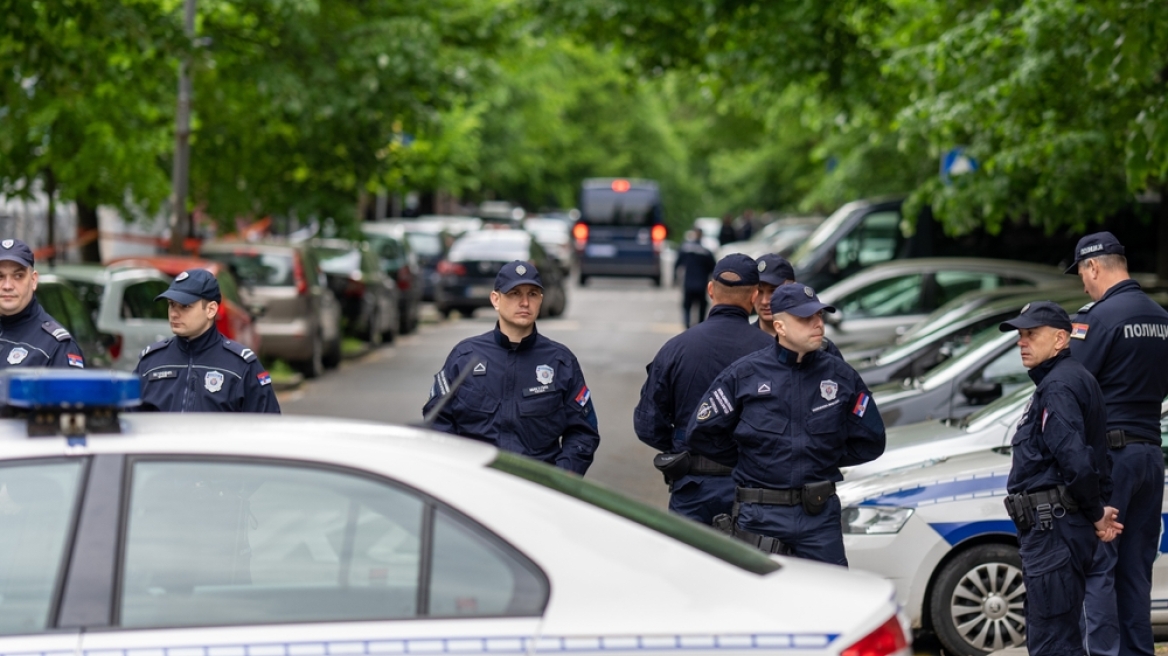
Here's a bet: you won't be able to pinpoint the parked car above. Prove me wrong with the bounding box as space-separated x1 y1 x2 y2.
436 230 567 319
362 220 448 306
818 258 1067 348
715 216 823 260
312 238 400 346
105 256 263 355
522 217 573 273
35 274 115 369
359 224 423 334
200 241 342 378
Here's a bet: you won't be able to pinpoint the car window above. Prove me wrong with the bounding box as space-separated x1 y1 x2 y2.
120 460 546 629
976 344 1030 390
0 459 86 636
215 268 244 305
933 271 1002 306
204 252 294 287
834 210 900 271
838 274 924 318
67 280 104 322
123 280 170 320
47 283 100 345
405 232 442 257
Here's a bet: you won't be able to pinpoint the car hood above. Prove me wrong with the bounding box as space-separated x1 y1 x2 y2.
838 447 1012 508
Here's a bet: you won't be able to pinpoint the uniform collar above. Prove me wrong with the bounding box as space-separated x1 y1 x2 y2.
707 305 750 321
1027 349 1070 385
493 322 539 351
175 324 221 355
0 297 41 328
773 340 818 368
1098 278 1141 303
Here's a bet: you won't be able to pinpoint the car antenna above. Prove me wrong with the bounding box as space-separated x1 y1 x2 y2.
413 356 481 429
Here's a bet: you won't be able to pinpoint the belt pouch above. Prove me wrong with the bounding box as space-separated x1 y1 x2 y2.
801 481 834 516
653 451 692 484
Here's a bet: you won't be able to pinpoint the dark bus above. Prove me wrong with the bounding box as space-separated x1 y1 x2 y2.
574 178 667 286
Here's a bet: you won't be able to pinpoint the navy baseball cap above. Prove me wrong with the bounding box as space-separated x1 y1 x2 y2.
712 253 760 287
156 268 222 305
1065 231 1125 274
0 239 34 268
495 260 543 293
999 301 1073 333
756 253 795 286
771 283 836 318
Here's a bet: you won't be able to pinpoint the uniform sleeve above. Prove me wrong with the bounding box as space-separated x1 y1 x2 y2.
556 355 601 475
685 368 742 466
1040 383 1104 522
47 340 85 369
840 378 886 467
421 349 463 433
1068 314 1110 378
633 357 676 452
243 360 281 414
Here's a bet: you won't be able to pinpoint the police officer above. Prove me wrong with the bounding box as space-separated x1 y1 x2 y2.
635 253 774 524
135 269 280 413
752 253 843 357
687 283 886 564
0 238 85 369
674 229 717 328
423 261 600 475
998 301 1121 656
1065 232 1168 656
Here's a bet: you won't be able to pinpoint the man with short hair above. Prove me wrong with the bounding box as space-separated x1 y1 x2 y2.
135 269 280 413
424 261 600 475
753 253 842 357
1066 231 1168 656
636 253 774 523
0 238 85 369
687 283 885 563
674 229 717 328
998 301 1121 656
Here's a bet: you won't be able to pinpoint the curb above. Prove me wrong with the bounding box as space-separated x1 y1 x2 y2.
272 373 304 391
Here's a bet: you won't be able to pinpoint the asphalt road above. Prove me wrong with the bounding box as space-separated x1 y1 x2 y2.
279 276 687 509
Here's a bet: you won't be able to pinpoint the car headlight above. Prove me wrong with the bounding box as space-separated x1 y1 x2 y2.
841 505 914 534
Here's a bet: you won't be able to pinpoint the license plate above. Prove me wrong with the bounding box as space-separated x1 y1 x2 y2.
467 285 494 298
586 244 618 257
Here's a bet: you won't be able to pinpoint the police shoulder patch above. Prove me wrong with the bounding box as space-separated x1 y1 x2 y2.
222 339 257 362
41 320 72 342
140 338 172 358
1077 301 1096 314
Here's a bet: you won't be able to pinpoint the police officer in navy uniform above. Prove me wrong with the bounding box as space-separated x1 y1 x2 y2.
674 229 717 328
135 269 280 413
1065 232 1168 656
423 261 600 475
998 301 1121 656
752 253 843 357
635 253 774 524
0 238 85 370
687 283 885 564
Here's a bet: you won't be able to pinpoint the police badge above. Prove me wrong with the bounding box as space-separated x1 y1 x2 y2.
204 370 225 393
535 364 554 385
1 240 12 249
820 379 838 401
7 347 27 365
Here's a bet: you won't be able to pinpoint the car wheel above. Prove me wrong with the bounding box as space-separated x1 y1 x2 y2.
323 334 342 370
366 308 385 346
578 272 588 286
929 543 1026 656
298 333 325 379
650 275 661 287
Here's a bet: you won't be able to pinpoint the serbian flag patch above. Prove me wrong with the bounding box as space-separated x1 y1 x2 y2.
257 371 272 386
574 385 591 407
1042 408 1049 431
66 353 84 368
852 392 870 418
1071 323 1089 340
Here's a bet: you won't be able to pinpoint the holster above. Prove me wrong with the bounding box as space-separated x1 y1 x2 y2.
801 481 835 516
653 451 692 484
712 503 792 555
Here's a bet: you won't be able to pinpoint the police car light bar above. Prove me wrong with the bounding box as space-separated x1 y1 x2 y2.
0 370 141 438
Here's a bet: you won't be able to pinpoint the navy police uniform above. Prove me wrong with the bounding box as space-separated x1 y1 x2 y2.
1066 233 1168 656
135 269 280 413
1000 302 1111 656
0 239 85 370
674 235 716 328
687 284 886 564
635 254 774 524
423 261 600 475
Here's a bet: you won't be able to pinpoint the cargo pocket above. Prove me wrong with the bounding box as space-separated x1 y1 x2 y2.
455 396 499 436
518 394 567 449
1021 533 1073 618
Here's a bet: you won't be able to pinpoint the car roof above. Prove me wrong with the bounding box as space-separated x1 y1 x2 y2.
107 255 225 277
43 263 166 284
200 240 303 255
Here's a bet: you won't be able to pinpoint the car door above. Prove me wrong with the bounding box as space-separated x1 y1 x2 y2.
100 277 172 370
830 272 927 345
79 456 545 655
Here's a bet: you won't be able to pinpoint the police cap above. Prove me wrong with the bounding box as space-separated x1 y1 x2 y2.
0 239 35 268
771 283 836 318
1064 231 1125 274
999 300 1073 333
156 268 222 305
712 253 760 287
756 253 795 286
495 260 544 293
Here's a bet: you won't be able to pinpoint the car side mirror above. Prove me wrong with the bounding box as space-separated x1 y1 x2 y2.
824 311 843 327
961 379 1003 405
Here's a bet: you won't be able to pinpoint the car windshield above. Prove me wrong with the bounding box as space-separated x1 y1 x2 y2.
405 232 443 256
789 202 857 267
450 235 530 261
959 384 1035 430
917 326 1011 387
490 452 780 575
204 252 294 287
318 249 360 274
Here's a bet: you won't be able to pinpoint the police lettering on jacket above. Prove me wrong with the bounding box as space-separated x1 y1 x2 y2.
686 343 886 489
1069 279 1168 440
134 326 280 413
423 325 600 475
0 297 85 370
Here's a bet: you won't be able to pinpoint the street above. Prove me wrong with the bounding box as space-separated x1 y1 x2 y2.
279 277 684 508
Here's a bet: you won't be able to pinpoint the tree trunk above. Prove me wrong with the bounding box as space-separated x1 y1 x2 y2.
76 201 101 263
44 169 56 264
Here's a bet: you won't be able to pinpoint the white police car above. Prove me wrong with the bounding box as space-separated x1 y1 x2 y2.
0 370 909 656
839 398 1168 656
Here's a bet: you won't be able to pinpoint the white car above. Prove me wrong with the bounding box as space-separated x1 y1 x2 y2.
0 370 910 656
839 400 1168 656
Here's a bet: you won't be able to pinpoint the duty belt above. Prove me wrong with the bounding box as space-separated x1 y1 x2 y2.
689 454 733 476
1003 485 1078 532
1106 429 1160 450
736 483 836 506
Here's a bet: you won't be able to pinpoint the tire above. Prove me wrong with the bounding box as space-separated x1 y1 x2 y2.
297 334 325 379
366 308 385 346
578 272 588 286
322 334 342 370
399 301 418 335
438 305 453 319
650 275 661 287
929 543 1026 656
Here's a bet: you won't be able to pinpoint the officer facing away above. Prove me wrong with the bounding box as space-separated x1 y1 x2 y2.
752 253 843 357
674 229 717 328
687 283 886 564
135 269 281 413
423 261 600 475
998 301 1121 656
634 253 774 524
1065 232 1168 656
0 238 85 369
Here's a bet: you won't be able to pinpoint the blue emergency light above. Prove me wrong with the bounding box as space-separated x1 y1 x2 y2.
0 369 141 409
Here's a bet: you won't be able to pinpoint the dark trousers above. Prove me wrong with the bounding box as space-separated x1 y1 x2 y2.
1021 512 1096 656
669 474 735 525
736 496 846 566
1082 444 1164 656
682 289 708 328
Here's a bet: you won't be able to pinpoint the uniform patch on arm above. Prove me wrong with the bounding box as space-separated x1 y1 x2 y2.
1071 323 1089 340
257 371 272 386
1041 408 1049 431
852 392 870 417
574 384 591 407
66 353 84 368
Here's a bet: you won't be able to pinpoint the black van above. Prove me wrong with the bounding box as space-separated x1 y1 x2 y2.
574 178 667 286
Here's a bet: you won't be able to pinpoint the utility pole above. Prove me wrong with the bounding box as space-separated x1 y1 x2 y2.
169 0 196 254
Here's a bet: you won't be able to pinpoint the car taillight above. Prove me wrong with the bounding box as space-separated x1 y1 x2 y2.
436 260 466 276
841 616 909 656
108 335 122 361
572 223 588 247
292 253 308 295
651 224 667 242
345 272 366 297
397 266 412 291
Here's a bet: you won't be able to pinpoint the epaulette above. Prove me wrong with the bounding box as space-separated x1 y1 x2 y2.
140 338 172 358
1077 301 1096 314
222 339 258 362
41 320 72 342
